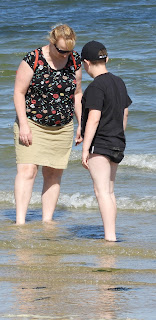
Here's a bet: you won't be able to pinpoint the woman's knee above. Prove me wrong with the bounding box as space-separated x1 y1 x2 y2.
17 164 38 180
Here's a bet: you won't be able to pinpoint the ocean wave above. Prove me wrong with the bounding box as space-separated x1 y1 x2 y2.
59 193 156 212
122 154 156 170
0 191 155 213
69 151 156 171
1 145 155 171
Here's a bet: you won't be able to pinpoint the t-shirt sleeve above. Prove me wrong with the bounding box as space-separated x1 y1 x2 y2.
122 81 132 108
84 85 104 111
72 51 82 71
23 50 36 70
125 93 132 108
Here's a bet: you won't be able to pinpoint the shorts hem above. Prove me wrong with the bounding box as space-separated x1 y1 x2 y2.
89 146 124 164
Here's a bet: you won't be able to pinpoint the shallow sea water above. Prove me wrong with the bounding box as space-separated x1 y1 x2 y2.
0 207 156 320
0 0 156 319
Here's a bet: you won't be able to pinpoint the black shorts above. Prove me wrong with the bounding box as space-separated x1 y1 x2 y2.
89 145 124 164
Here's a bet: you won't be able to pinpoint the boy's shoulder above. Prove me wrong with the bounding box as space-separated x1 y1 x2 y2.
86 78 103 93
94 72 125 89
86 73 126 94
87 72 112 91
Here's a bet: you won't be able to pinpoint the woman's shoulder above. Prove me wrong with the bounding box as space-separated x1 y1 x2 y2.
72 50 80 58
70 50 81 71
23 47 41 58
23 48 41 69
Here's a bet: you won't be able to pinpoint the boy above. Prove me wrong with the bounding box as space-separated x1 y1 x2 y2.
81 41 132 241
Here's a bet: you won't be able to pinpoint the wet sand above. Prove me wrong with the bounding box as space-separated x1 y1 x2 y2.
0 210 156 320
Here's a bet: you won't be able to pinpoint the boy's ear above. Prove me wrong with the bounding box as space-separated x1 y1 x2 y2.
106 56 109 63
83 59 90 66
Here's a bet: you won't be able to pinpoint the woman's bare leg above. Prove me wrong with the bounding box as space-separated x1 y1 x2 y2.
14 164 38 225
42 166 63 222
88 154 118 241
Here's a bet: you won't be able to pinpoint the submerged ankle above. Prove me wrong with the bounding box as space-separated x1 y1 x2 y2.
105 237 117 242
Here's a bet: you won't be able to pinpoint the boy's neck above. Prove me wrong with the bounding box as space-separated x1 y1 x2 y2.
91 64 108 78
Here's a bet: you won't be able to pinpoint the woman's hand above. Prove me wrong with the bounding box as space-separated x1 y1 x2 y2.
19 123 32 146
14 60 34 147
74 67 83 146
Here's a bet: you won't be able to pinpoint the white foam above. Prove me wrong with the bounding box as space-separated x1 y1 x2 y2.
58 194 156 212
122 154 156 170
0 191 155 212
117 196 156 212
69 150 82 162
58 192 97 209
70 152 156 171
1 314 78 319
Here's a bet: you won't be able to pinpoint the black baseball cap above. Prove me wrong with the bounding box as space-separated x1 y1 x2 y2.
81 40 107 61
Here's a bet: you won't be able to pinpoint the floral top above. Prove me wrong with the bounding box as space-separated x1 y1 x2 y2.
23 48 81 126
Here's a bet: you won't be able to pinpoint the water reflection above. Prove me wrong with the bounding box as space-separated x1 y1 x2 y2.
11 225 120 319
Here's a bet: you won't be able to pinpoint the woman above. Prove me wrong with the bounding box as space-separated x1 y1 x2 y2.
14 24 82 225
81 41 132 241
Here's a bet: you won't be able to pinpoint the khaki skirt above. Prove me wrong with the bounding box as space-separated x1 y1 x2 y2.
14 119 74 169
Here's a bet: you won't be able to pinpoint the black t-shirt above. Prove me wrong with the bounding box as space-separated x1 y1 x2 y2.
81 72 132 151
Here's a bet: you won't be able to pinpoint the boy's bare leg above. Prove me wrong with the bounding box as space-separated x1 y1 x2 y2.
88 154 118 241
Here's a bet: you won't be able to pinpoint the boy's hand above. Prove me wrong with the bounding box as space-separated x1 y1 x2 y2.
82 150 89 169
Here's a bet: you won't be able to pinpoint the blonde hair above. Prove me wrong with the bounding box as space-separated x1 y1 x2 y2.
48 24 76 51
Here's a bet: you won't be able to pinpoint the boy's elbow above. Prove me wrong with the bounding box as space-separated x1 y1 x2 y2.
94 118 100 125
124 108 129 118
89 118 100 129
88 110 101 124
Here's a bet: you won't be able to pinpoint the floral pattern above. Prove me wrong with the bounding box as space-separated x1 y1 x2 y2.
23 48 81 126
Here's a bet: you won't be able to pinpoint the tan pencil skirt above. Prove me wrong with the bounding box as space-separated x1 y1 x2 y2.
14 119 74 169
